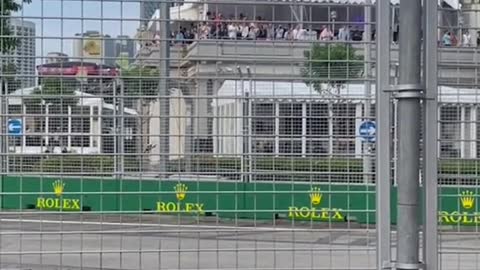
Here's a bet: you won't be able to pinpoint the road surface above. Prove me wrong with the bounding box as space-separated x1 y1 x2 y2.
0 213 476 270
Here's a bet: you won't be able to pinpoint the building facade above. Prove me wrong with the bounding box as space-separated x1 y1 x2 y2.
72 31 115 65
115 35 136 66
140 1 161 25
46 52 69 64
7 18 36 88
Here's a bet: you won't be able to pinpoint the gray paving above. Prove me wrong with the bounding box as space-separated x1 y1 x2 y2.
0 213 476 270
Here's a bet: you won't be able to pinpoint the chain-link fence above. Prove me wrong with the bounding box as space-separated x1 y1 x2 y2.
0 0 477 269
436 3 480 270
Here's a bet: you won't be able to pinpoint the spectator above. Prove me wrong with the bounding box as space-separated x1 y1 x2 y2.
319 25 333 41
266 23 275 40
284 26 294 40
248 23 258 39
227 21 237 39
258 24 267 39
297 28 307 40
462 31 471 47
293 25 301 40
184 29 194 44
275 26 285 40
241 23 249 39
175 29 184 44
477 31 480 47
442 31 452 46
451 32 458 46
338 25 350 41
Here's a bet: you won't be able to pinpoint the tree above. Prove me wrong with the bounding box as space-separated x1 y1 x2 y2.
121 66 160 100
25 78 78 110
301 43 364 95
1 61 21 93
1 0 32 54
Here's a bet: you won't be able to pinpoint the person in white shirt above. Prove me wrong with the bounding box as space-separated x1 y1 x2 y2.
276 26 285 40
241 23 249 39
266 24 275 40
462 31 472 47
248 24 258 40
228 22 237 39
292 25 301 40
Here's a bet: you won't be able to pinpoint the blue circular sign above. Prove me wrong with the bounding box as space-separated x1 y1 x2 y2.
8 119 22 136
359 121 376 143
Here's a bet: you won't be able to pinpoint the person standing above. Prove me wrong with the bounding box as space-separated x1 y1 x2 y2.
462 31 472 47
338 25 350 41
319 25 333 41
442 31 452 46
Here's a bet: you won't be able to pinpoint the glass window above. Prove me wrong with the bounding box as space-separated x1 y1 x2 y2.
71 117 90 133
279 103 302 136
306 141 329 155
279 140 302 154
332 104 356 137
72 136 90 147
253 139 275 153
252 103 275 135
333 141 355 155
306 103 328 136
440 106 461 158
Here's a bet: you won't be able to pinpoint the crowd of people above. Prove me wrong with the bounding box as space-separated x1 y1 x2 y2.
441 30 480 47
168 12 370 45
146 12 480 48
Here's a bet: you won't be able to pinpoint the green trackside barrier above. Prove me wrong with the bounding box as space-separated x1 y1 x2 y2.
1 176 118 212
243 182 376 223
1 176 479 226
118 179 243 218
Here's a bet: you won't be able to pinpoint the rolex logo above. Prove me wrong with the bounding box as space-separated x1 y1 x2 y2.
309 187 322 206
174 183 188 201
52 180 65 197
460 190 475 210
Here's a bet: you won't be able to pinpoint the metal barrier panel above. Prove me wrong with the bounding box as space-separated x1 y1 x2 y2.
5 1 479 270
0 0 378 269
437 3 480 270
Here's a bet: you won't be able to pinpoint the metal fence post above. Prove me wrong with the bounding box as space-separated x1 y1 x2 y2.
376 0 392 268
396 0 423 269
423 0 439 269
159 0 170 178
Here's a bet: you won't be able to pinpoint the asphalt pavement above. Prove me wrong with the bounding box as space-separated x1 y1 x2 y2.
0 213 476 270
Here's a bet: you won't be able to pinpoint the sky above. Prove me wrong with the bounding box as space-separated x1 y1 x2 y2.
13 0 142 62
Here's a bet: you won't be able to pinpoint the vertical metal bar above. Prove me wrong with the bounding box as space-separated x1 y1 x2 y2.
113 79 118 177
363 0 372 183
119 78 125 177
159 0 170 178
397 0 422 269
0 78 4 209
376 0 392 268
423 0 439 268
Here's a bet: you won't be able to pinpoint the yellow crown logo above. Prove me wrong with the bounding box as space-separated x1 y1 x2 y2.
460 190 475 210
52 180 65 197
174 183 188 201
309 187 322 206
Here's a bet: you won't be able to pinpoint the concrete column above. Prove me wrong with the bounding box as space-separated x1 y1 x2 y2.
460 106 466 158
195 80 209 138
472 106 477 158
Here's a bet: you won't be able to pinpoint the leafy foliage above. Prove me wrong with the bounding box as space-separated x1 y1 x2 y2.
25 78 78 110
1 0 32 54
301 43 364 94
121 66 160 99
1 61 21 93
